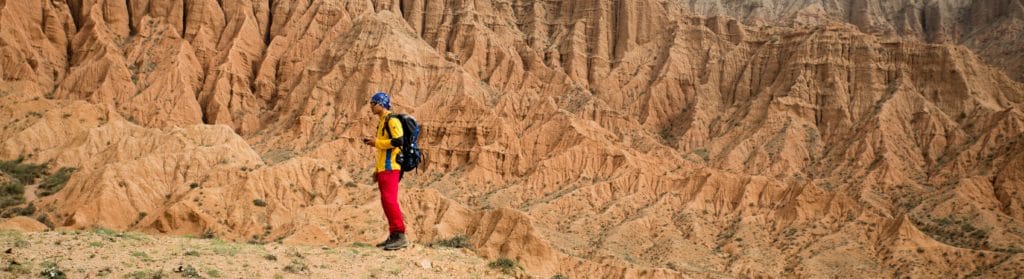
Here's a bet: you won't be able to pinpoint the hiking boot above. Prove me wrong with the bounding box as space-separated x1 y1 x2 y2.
382 233 407 250
376 233 397 248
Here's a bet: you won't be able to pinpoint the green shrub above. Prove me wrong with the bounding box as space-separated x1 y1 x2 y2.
206 268 221 278
692 148 709 161
126 269 164 279
0 182 25 209
488 257 523 276
431 235 472 249
39 261 65 279
283 258 309 275
0 157 47 184
130 251 152 262
38 167 75 196
178 265 200 277
0 157 44 213
3 259 30 275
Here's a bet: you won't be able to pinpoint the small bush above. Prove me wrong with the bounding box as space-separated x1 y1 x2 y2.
3 260 31 275
13 203 36 216
189 182 200 189
0 182 25 209
210 239 241 256
126 269 164 279
39 261 65 279
283 258 309 275
206 268 221 278
1 231 31 248
552 275 569 279
431 235 472 249
36 214 55 229
247 235 265 245
37 167 75 196
692 148 709 161
95 227 116 236
14 238 30 248
130 251 152 262
253 199 267 207
175 265 200 278
488 257 523 276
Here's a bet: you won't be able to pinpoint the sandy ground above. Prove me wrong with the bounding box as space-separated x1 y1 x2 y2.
0 229 512 278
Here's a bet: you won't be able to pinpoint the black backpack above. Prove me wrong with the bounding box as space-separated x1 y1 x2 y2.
383 113 423 172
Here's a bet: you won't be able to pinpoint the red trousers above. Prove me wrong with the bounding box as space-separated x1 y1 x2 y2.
376 170 405 233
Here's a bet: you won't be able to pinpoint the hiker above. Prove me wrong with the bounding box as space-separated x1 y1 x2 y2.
361 92 408 250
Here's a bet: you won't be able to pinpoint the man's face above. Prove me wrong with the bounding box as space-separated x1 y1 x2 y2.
370 102 383 114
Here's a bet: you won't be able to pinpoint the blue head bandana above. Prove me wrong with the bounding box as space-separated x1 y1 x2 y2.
370 92 391 109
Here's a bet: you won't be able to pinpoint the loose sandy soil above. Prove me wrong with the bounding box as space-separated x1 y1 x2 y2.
0 229 511 278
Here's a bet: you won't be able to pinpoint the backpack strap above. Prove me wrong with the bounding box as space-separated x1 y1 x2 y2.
382 114 394 139
381 114 403 148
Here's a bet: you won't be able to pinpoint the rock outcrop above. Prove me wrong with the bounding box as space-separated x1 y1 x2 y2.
678 0 1024 82
1 0 1022 278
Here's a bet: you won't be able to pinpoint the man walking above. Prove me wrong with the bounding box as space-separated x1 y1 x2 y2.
362 92 408 250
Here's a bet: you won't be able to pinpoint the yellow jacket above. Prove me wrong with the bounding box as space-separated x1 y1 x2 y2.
374 111 404 172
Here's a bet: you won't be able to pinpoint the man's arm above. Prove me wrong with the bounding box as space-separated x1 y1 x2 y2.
375 117 404 148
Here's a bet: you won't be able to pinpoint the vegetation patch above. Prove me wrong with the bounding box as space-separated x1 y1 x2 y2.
283 258 310 275
210 239 242 256
0 157 47 185
914 215 990 249
130 251 153 262
37 167 76 197
430 235 472 249
172 264 201 278
0 158 77 216
3 259 31 275
39 260 66 279
126 269 164 279
206 267 222 278
692 147 709 161
94 228 148 241
0 157 46 214
0 182 26 211
488 257 524 276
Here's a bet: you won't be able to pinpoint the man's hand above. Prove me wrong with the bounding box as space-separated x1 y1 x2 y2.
362 138 374 146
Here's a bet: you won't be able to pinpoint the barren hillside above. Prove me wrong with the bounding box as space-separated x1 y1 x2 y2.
1 0 1023 278
680 0 1024 81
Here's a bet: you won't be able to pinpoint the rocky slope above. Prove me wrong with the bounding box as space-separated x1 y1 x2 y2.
679 0 1024 82
1 0 1023 278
